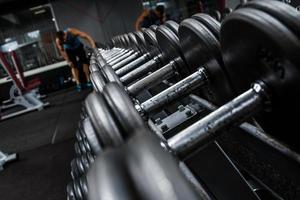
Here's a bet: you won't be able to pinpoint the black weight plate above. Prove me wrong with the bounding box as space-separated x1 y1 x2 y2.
66 182 76 200
127 32 139 51
179 18 234 105
90 71 106 93
78 140 88 154
126 132 200 200
87 148 137 200
134 31 147 47
134 31 147 53
78 176 88 199
74 142 82 155
221 8 300 151
243 0 300 39
142 28 158 47
101 65 123 88
155 25 183 61
73 181 83 200
123 34 131 47
165 20 179 34
70 159 80 179
82 138 92 153
89 63 100 73
82 117 102 154
85 92 124 148
191 13 220 40
103 82 146 139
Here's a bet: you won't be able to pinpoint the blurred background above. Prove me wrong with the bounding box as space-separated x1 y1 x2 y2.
0 0 299 93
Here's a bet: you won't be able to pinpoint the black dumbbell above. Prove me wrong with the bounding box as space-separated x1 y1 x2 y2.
67 176 88 200
86 131 211 200
71 152 95 180
95 20 177 68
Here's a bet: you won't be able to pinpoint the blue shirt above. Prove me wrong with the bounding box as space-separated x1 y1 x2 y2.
63 29 82 50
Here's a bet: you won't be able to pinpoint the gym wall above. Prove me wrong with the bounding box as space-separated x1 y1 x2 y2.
51 0 143 45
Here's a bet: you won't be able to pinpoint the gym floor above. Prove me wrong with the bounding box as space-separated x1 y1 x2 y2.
0 87 90 200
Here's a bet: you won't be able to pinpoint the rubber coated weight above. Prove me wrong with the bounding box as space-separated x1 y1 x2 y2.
191 13 220 40
142 28 158 47
103 82 146 138
67 182 76 200
165 20 179 34
81 117 102 154
85 92 124 148
126 133 200 200
156 24 190 78
101 65 123 88
155 25 182 61
179 18 234 105
242 0 300 39
90 71 106 93
221 8 300 150
87 148 137 200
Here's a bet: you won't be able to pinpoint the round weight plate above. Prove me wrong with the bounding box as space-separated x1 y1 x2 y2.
134 31 147 47
126 133 200 200
191 13 220 40
87 148 136 200
78 176 88 199
243 1 300 39
179 18 234 105
165 20 179 34
74 142 82 155
78 140 88 154
82 117 102 154
75 157 85 176
85 92 124 148
73 180 83 200
66 182 76 200
142 28 158 47
101 65 124 88
134 31 149 53
103 82 146 139
120 35 128 47
82 138 92 153
128 32 139 51
71 159 80 179
155 25 183 61
90 71 106 93
221 8 300 150
89 63 100 73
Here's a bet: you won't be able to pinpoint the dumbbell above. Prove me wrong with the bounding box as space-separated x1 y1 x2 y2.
67 176 88 200
93 21 177 73
70 152 95 180
95 20 175 65
92 13 225 104
87 2 300 156
86 132 205 200
72 117 102 175
92 21 181 83
88 14 227 126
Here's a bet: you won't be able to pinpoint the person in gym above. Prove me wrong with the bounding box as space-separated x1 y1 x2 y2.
135 5 166 31
56 28 96 91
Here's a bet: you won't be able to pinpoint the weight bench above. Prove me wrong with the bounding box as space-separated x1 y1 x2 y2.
0 51 49 120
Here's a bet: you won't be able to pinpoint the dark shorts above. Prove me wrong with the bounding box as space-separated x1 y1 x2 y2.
65 44 89 68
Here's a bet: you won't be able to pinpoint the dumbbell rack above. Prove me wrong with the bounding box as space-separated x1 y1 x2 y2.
67 3 300 199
